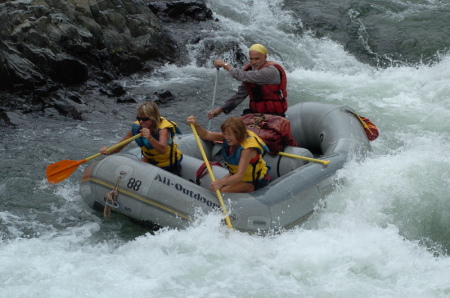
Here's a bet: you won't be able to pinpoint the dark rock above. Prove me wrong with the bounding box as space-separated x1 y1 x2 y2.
0 0 177 112
117 96 137 104
116 55 144 75
65 91 83 104
43 107 62 119
152 90 175 104
53 99 82 120
80 111 109 122
0 0 217 123
34 84 62 97
14 39 89 85
6 111 22 125
0 39 48 92
0 110 22 126
146 0 216 67
148 0 213 23
109 83 126 97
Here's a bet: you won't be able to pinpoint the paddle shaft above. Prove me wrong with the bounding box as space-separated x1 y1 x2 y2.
278 151 330 165
190 124 233 228
89 133 142 161
46 133 142 183
64 133 142 173
207 68 220 130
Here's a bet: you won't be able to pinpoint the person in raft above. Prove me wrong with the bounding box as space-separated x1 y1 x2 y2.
100 101 183 176
187 116 270 193
208 43 288 119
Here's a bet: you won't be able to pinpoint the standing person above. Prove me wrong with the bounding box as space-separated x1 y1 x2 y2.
187 116 270 193
100 101 183 176
208 43 288 119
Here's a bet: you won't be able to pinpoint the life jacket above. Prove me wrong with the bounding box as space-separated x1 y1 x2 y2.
222 130 270 184
131 117 182 168
243 61 288 115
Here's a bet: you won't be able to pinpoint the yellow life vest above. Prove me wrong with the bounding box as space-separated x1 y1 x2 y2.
223 130 269 183
132 117 182 168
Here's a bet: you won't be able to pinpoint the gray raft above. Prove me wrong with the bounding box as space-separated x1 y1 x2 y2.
80 101 372 233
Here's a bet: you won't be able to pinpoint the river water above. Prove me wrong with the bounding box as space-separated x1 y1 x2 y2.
1 0 450 297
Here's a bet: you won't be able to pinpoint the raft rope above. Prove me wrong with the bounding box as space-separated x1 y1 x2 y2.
103 171 126 219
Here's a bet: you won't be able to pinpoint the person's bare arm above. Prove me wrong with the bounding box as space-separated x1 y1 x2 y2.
187 115 224 141
209 148 254 191
100 130 133 155
141 127 169 154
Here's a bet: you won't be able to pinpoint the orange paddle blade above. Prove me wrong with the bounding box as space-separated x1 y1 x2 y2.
46 159 86 184
45 133 142 184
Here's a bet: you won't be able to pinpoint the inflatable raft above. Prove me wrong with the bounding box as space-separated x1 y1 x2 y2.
80 101 372 233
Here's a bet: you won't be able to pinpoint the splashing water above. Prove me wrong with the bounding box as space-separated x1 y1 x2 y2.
1 0 450 296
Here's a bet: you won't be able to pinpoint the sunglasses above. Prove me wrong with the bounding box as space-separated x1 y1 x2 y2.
136 116 150 122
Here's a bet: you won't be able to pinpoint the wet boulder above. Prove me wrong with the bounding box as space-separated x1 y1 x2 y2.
0 0 177 114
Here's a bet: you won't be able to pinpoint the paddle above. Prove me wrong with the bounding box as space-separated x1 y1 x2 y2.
278 152 330 165
207 68 220 130
190 124 233 229
212 138 330 165
46 133 142 184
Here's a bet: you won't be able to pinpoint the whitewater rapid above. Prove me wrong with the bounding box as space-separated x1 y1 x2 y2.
1 0 450 296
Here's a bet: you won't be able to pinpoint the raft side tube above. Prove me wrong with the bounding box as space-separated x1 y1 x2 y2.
224 152 347 231
175 134 215 160
81 154 238 228
286 102 371 156
264 146 314 181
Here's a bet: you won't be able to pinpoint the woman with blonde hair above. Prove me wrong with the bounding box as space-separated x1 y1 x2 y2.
100 101 183 175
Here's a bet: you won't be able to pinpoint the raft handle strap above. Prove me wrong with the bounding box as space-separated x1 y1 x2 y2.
103 171 126 219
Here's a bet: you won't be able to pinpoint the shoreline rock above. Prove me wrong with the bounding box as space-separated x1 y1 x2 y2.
0 0 214 125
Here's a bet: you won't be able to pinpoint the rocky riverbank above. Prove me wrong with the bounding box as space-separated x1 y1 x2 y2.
0 0 214 125
1 0 449 126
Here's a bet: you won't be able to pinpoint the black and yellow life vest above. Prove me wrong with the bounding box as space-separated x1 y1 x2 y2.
131 117 182 168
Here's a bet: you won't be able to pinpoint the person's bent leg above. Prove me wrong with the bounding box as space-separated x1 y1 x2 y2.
220 182 254 193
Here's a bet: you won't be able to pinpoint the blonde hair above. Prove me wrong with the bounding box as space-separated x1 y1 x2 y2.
220 117 247 143
137 101 160 131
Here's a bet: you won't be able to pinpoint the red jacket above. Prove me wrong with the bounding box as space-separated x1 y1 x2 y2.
243 61 288 114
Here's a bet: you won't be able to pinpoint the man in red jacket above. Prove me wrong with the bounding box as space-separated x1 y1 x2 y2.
209 43 288 119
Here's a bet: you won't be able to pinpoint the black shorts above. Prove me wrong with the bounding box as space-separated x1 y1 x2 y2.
253 175 269 191
164 163 182 177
